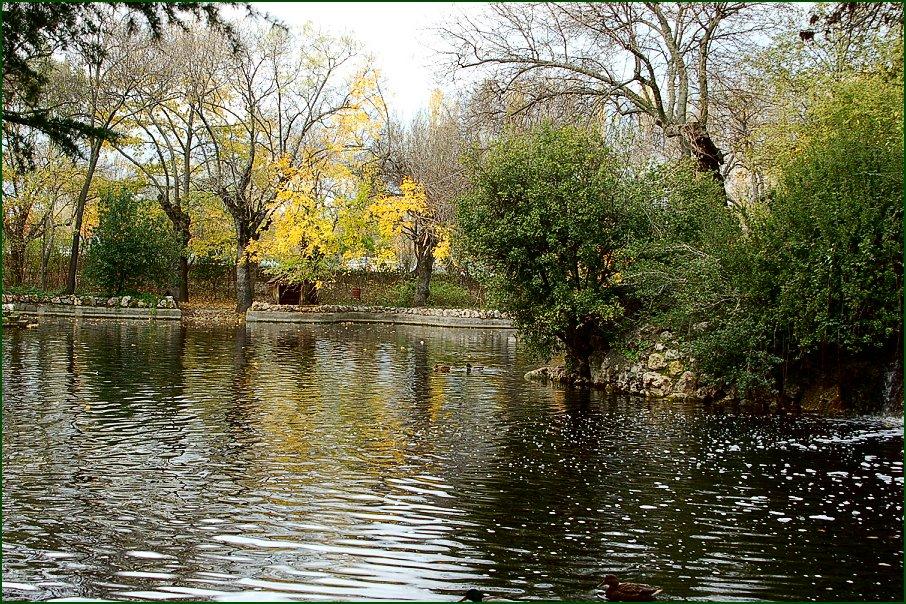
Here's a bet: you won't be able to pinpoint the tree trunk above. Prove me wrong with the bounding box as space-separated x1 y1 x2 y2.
8 238 26 286
40 216 54 290
412 246 435 307
564 322 594 382
235 240 254 314
565 348 592 382
680 121 725 184
65 139 102 294
176 216 191 302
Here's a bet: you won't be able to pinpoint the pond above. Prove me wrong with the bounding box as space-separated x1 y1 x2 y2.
2 319 903 601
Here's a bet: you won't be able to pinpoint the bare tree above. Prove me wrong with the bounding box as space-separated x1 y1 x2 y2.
113 29 225 301
62 18 153 294
197 25 375 312
443 2 783 184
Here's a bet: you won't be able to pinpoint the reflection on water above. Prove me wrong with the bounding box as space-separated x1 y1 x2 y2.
2 319 903 601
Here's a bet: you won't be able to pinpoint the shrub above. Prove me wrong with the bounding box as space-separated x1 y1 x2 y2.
83 188 181 295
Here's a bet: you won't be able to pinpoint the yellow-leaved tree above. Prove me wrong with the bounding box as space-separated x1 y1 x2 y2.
197 23 385 312
246 65 387 304
373 91 467 306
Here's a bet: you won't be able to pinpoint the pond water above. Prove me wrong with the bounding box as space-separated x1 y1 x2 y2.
2 319 903 602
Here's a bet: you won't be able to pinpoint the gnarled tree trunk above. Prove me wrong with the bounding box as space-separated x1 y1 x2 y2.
412 238 436 307
563 322 595 382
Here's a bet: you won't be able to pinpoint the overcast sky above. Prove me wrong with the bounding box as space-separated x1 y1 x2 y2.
252 2 480 120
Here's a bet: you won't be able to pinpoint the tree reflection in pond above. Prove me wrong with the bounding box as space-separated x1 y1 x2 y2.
2 319 903 601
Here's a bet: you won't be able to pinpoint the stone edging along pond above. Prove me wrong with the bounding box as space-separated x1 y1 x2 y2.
246 302 515 329
2 294 181 321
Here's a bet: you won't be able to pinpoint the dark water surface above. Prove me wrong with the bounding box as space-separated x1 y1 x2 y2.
2 319 903 602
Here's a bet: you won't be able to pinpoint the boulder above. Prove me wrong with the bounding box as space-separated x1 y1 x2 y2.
695 384 722 402
667 360 684 376
675 371 697 394
120 295 133 308
642 371 673 397
647 353 666 370
665 348 680 361
160 296 177 309
524 367 550 383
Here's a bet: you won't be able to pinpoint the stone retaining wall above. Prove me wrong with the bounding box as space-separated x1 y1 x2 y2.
3 294 181 321
247 302 514 329
525 326 713 400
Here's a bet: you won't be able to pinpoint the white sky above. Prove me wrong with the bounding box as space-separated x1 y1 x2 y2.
252 2 483 120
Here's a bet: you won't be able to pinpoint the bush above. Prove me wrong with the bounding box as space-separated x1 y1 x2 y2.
640 74 903 399
459 125 646 379
83 188 181 295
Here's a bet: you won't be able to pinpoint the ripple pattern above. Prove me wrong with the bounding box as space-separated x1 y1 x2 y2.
2 319 903 601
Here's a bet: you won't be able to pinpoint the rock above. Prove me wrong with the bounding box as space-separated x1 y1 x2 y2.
107 297 118 307
647 353 666 370
120 295 133 308
695 384 722 402
643 372 673 397
160 296 177 309
524 367 550 382
693 321 709 333
549 365 568 384
136 300 147 308
654 342 665 352
667 360 684 376
665 348 680 361
675 371 697 394
660 330 673 341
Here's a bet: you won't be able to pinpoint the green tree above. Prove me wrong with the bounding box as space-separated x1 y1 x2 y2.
459 125 643 380
83 188 180 295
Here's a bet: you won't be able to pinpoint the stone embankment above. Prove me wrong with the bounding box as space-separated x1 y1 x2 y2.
247 302 514 329
2 293 181 320
525 326 718 401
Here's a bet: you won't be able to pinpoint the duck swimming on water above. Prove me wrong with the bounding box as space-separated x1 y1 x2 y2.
433 364 451 373
458 589 512 601
599 575 662 601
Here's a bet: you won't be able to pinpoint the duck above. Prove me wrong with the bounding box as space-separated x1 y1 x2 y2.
599 575 662 601
433 363 451 373
465 363 484 373
458 588 512 602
